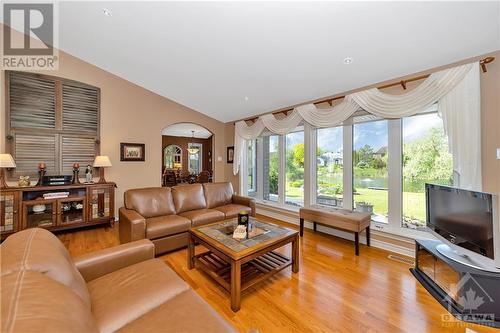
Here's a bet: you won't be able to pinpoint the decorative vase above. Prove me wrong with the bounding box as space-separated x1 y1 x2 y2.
18 176 31 187
238 211 249 226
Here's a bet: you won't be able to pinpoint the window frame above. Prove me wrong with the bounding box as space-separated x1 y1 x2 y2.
314 124 345 210
284 126 305 207
164 145 183 169
187 142 203 174
239 104 449 235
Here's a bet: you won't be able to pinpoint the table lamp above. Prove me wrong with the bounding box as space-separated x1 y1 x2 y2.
93 156 112 184
0 154 16 189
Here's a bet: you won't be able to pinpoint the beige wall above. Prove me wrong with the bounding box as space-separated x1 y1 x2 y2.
1 35 228 213
225 50 500 198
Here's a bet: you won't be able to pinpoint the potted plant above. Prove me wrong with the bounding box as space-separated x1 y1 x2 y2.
356 201 373 214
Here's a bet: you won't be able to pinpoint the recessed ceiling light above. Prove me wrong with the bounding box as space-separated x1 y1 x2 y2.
102 8 112 17
244 96 249 101
343 57 353 64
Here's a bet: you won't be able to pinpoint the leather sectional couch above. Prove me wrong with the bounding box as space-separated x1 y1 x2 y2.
119 182 255 254
0 228 235 333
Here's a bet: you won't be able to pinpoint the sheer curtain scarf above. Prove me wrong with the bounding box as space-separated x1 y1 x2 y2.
233 61 481 192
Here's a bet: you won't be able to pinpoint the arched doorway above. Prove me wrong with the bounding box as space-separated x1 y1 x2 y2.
160 122 214 186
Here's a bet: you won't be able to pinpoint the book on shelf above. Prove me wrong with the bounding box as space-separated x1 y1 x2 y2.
43 192 70 199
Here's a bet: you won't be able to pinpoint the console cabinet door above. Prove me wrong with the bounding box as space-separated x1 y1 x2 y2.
57 196 87 226
1 191 19 235
88 186 113 221
22 199 57 229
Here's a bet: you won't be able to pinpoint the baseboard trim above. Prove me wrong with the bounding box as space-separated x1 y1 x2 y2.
256 203 415 258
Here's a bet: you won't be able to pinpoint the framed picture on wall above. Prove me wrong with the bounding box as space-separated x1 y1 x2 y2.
227 146 234 164
120 143 145 161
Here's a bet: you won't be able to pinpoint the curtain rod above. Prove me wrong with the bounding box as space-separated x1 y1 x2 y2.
236 56 495 124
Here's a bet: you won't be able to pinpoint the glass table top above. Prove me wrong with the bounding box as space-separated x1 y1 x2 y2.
195 218 294 253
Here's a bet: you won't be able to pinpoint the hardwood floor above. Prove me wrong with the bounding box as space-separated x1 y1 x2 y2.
58 216 497 333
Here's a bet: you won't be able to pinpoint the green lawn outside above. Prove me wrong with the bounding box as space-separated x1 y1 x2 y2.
285 184 303 199
285 184 427 222
354 188 426 221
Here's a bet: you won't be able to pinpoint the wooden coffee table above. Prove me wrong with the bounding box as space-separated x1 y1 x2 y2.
187 218 299 312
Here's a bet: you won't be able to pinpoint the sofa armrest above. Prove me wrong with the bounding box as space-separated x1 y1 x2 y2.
119 207 146 243
232 194 256 217
74 239 155 282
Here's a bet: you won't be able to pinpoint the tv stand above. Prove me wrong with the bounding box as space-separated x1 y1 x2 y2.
411 239 500 328
435 243 500 273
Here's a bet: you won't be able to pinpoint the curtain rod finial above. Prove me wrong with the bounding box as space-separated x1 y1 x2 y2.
480 56 495 73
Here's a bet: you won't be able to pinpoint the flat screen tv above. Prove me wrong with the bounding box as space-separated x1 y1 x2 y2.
426 184 500 271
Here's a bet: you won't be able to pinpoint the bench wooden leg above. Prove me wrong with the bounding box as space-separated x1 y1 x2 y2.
366 227 371 247
313 222 317 232
299 218 304 237
354 232 359 256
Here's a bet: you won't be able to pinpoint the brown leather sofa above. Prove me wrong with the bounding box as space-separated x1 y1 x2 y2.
1 228 235 333
119 182 255 254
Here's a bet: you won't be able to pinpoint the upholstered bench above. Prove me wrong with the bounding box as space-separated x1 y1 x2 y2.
299 206 371 255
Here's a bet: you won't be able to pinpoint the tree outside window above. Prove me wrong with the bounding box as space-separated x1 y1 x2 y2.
402 112 453 228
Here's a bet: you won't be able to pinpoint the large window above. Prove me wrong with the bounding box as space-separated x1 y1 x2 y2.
285 129 304 207
164 145 182 169
402 112 453 229
263 135 279 202
246 140 257 197
240 105 454 236
353 117 388 223
188 143 202 173
316 126 343 208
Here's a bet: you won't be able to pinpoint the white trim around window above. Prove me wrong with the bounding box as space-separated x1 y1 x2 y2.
240 106 451 238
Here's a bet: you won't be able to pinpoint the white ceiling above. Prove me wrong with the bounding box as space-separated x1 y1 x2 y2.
52 2 500 122
161 122 212 139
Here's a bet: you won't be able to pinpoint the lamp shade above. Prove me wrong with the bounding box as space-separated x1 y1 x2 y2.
0 154 16 168
93 156 112 168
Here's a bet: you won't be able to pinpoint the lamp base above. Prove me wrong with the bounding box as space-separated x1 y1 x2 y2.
98 168 107 184
0 168 9 189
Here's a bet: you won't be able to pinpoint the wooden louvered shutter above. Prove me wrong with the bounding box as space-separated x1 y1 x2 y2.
61 136 96 174
14 134 57 176
6 71 100 179
62 84 99 133
9 72 56 129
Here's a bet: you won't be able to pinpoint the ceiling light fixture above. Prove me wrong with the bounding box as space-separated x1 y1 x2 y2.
244 96 249 101
343 57 353 64
102 8 112 17
187 131 199 155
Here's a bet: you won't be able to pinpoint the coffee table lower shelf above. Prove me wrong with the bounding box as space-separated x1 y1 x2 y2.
194 250 292 292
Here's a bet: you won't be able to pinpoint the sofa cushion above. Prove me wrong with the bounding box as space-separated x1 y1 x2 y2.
146 215 191 239
179 209 225 227
116 290 236 333
1 270 98 333
172 184 207 214
0 228 91 309
88 259 189 333
124 187 176 218
203 182 234 209
214 204 252 219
